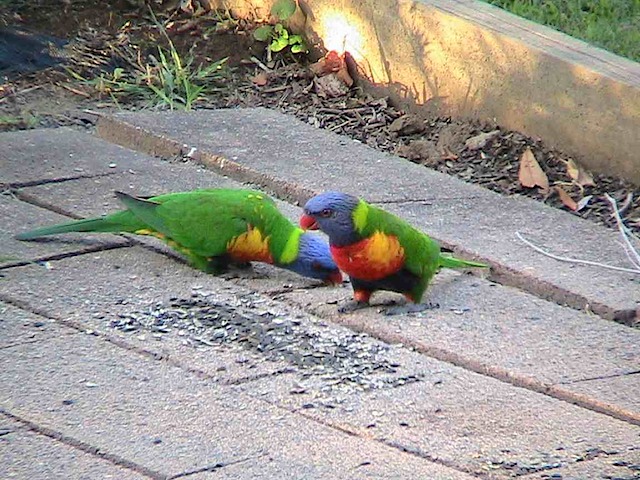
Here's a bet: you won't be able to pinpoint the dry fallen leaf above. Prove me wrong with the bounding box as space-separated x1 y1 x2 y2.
310 51 353 87
554 186 578 211
310 51 342 76
566 159 595 187
335 64 354 87
314 73 350 98
518 148 549 193
251 72 268 86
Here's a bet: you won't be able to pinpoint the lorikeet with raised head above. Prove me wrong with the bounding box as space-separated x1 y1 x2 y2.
17 188 342 284
300 191 487 310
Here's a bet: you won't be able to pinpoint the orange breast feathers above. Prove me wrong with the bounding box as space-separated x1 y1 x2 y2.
330 232 405 281
226 226 274 264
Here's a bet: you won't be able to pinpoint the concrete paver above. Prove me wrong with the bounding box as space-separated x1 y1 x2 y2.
238 366 640 478
519 451 640 479
284 272 640 382
3 121 640 478
2 247 640 478
380 198 640 322
1 195 128 268
0 128 149 186
1 319 476 479
561 374 640 417
236 268 640 424
0 246 295 383
0 417 147 480
0 302 75 349
96 109 640 320
18 162 239 219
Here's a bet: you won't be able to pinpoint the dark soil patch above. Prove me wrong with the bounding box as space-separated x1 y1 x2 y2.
1 2 639 238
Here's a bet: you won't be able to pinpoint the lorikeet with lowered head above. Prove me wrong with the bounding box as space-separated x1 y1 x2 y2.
17 188 342 284
300 191 487 309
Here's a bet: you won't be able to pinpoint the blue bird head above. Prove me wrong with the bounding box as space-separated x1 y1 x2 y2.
300 191 361 247
285 231 342 284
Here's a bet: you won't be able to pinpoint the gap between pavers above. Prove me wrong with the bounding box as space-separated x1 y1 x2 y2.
233 365 640 478
1 194 130 270
234 273 640 426
2 329 476 480
1 258 477 480
0 128 150 187
0 416 149 480
0 302 76 350
3 247 640 478
4 126 638 427
95 109 640 322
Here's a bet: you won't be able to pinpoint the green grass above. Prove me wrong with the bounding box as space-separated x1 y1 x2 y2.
68 21 228 111
0 113 40 131
485 0 640 62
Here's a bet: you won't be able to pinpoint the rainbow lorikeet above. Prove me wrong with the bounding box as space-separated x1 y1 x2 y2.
16 188 342 284
300 191 487 310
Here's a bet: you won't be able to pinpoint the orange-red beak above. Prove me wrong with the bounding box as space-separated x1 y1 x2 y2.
300 213 319 230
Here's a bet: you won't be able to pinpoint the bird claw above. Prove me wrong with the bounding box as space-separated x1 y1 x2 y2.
383 302 439 316
338 300 369 313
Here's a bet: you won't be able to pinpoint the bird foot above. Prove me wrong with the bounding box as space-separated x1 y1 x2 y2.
383 302 440 316
338 300 369 313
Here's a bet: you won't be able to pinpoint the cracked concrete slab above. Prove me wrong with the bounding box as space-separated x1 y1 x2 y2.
0 128 149 186
96 109 640 321
0 302 76 350
1 194 128 268
0 318 476 479
0 417 147 480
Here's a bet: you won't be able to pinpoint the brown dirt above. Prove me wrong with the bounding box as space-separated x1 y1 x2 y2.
1 1 639 238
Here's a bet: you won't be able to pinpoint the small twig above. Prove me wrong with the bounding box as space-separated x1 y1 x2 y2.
604 193 640 268
261 85 289 94
250 56 271 72
516 232 640 275
82 108 105 117
60 83 91 97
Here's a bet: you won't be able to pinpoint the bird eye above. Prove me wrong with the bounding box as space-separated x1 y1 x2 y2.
320 208 332 218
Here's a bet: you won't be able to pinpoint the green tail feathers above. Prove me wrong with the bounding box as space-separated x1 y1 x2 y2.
438 253 487 269
15 211 141 240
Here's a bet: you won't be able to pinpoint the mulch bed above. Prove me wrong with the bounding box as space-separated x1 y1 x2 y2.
2 2 639 238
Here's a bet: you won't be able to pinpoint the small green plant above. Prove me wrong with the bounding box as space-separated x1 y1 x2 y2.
0 113 39 131
253 0 307 55
68 26 227 110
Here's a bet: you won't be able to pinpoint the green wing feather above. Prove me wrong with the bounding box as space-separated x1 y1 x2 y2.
358 201 487 301
14 210 143 240
114 189 291 259
16 188 299 272
359 203 441 278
